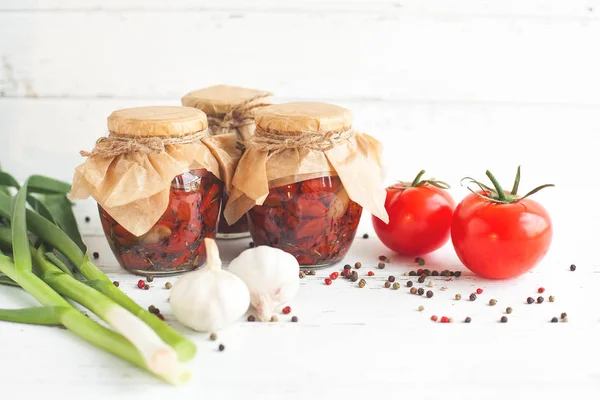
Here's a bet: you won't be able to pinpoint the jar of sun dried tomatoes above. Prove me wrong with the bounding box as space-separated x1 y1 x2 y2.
182 85 273 239
224 102 389 267
70 106 237 275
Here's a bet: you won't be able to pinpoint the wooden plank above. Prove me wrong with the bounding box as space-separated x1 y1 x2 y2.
1 11 600 102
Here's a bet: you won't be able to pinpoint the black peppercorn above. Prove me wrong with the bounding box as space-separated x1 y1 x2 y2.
448 271 455 277
247 315 256 322
209 332 218 341
362 233 369 239
350 271 359 282
249 241 255 248
527 297 535 304
406 280 413 287
500 316 508 323
454 271 462 278
551 317 558 323
218 344 225 352
561 312 567 319
418 276 425 284
422 269 430 276
113 281 120 287
388 276 395 283
409 271 417 276
146 275 154 283
469 293 477 301
417 288 425 296
378 262 386 269
92 252 99 259
410 287 418 295
291 316 298 322
384 281 391 288
506 307 513 314
570 264 576 271
465 317 472 323
432 270 439 276
84 216 91 223
537 296 544 304
344 264 351 270
354 262 362 269
440 270 448 277
426 290 433 298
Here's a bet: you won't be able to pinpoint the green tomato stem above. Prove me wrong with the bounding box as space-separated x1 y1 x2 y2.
485 170 508 202
410 170 426 187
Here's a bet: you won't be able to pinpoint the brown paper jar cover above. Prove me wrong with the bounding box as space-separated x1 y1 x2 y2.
223 102 389 225
70 106 240 236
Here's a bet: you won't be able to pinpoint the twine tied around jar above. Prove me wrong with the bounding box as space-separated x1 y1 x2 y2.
207 92 273 135
246 126 355 156
79 128 209 158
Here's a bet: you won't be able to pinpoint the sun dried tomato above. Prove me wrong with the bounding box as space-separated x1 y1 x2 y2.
99 168 223 275
247 175 362 266
217 192 250 237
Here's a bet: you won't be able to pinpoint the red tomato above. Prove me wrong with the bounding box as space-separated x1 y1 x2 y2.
372 173 455 256
451 191 552 279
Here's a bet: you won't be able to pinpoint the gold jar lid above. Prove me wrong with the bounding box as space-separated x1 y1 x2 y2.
107 106 208 137
181 85 273 116
254 102 353 133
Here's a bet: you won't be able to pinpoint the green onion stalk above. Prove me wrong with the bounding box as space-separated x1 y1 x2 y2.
0 189 196 362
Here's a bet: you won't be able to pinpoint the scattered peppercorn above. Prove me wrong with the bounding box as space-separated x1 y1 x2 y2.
350 271 359 282
324 278 332 285
354 262 362 269
465 317 472 323
415 257 425 266
537 287 545 293
427 280 434 287
489 299 497 306
209 333 217 341
417 268 424 275
403 272 409 276
418 305 424 312
218 344 225 352
561 312 567 319
249 241 255 248
146 275 154 283
378 255 387 261
418 276 425 284
388 276 395 283
358 279 366 288
113 281 119 287
84 216 91 223
137 280 145 289
384 281 391 288
291 316 298 322
144 284 150 290
344 264 351 270
440 270 448 277
392 282 400 290
440 316 449 323
570 264 576 271
247 315 256 322
431 270 439 276
417 288 425 296
366 271 374 277
271 315 279 322
440 286 448 291
551 317 558 323
426 290 433 298
448 271 455 277
455 271 462 278
431 315 438 322
500 316 508 323
527 297 535 304
165 282 173 289
537 296 544 304
377 262 386 269
422 269 430 276
148 305 156 313
455 294 462 300
156 313 164 320
310 270 316 275
410 287 418 294
476 288 483 294
406 280 413 287
92 252 99 259
282 306 291 315
299 272 306 279
506 307 513 314
469 293 477 301
409 271 417 276
548 295 555 302
330 272 339 280
362 233 369 239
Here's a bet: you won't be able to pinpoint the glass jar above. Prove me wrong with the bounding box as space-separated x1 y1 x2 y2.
217 192 250 239
247 175 363 267
99 169 223 275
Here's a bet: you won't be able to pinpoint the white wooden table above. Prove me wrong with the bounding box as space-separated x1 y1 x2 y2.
1 209 598 400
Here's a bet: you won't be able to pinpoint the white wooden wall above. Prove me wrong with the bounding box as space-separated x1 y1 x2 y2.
1 1 599 252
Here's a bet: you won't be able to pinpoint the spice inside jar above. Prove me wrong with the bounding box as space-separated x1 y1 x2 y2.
72 106 232 276
182 85 273 240
224 102 388 267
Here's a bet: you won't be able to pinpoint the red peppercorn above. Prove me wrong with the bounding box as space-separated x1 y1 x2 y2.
324 278 332 285
440 316 450 323
330 272 339 280
476 288 483 294
538 287 545 293
417 268 424 275
367 271 375 276
282 306 291 315
137 280 145 289
430 315 438 322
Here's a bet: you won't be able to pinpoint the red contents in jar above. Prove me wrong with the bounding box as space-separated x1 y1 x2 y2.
217 192 250 236
247 176 363 266
99 169 223 275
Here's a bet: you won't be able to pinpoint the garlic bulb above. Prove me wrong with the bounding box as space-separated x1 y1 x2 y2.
169 238 250 332
228 246 300 322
